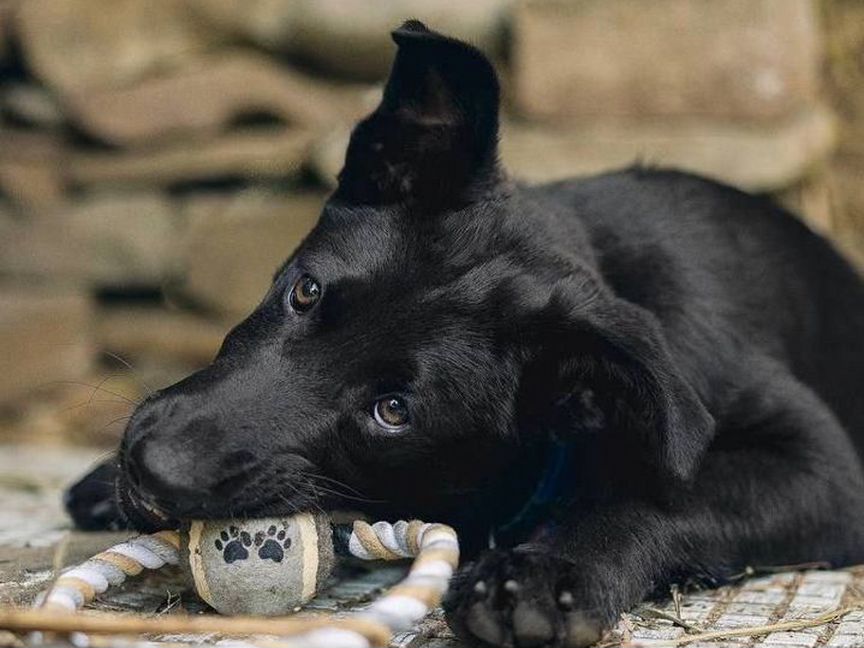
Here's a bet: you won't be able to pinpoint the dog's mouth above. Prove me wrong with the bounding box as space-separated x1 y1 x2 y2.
116 479 177 532
115 473 355 532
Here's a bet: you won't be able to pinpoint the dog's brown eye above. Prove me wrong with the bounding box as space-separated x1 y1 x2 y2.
374 396 410 430
289 275 321 312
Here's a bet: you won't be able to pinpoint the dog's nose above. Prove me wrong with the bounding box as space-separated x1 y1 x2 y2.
126 434 208 500
123 395 259 513
122 395 212 500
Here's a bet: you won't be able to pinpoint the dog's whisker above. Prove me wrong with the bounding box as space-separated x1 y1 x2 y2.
301 474 387 504
290 480 328 516
301 471 368 498
59 398 134 416
47 380 140 406
87 374 123 408
92 415 133 437
275 491 302 516
100 350 156 397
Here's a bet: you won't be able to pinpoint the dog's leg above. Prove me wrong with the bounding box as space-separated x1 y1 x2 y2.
64 456 128 530
445 372 864 648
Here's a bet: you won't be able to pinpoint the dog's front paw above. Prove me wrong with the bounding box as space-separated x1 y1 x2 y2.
444 550 608 648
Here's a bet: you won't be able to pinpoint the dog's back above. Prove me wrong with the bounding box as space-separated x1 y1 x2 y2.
535 169 864 447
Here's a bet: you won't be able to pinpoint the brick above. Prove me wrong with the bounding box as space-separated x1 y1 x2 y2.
724 602 778 617
788 592 843 613
826 634 864 648
0 289 93 402
712 613 771 629
799 570 854 585
513 0 821 123
835 621 864 636
733 589 788 605
629 625 686 641
761 631 818 647
795 582 848 599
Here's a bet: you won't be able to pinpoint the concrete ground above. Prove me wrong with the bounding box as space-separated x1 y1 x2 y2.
0 443 863 648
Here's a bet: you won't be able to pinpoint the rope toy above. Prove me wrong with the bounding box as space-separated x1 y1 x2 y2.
23 515 459 648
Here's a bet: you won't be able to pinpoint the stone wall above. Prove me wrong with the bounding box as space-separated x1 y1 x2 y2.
0 0 861 445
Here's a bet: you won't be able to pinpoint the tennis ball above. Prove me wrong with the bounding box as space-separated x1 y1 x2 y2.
182 513 334 616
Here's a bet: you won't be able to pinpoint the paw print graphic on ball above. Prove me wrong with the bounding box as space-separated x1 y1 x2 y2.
187 515 334 616
254 524 292 562
214 526 253 563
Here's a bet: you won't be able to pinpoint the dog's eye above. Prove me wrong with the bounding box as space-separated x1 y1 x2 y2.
373 396 410 430
288 275 321 313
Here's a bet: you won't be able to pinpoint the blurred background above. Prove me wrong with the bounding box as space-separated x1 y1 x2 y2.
0 0 863 459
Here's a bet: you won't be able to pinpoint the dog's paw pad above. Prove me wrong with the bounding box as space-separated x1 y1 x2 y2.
558 591 575 610
445 551 608 648
513 601 556 647
214 526 250 563
254 524 292 562
465 601 506 646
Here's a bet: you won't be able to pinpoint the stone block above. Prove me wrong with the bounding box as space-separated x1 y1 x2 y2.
831 160 864 270
0 289 93 402
500 105 836 192
314 107 835 193
96 307 228 366
16 0 215 94
0 192 181 287
191 0 513 80
66 51 376 147
0 130 66 211
69 128 314 189
513 0 821 123
181 191 324 317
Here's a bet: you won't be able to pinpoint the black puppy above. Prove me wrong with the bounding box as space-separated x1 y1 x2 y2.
66 21 864 648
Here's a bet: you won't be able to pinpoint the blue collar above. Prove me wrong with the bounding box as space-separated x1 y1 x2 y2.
494 439 576 543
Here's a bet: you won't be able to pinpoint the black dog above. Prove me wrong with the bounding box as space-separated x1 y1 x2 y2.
66 21 864 648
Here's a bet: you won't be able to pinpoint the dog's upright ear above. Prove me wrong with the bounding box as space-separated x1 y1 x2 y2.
519 280 716 487
334 20 501 210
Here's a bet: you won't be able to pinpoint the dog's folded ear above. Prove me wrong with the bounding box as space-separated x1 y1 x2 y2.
334 20 501 210
520 284 716 487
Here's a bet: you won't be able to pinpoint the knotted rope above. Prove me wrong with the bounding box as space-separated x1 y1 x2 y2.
8 520 458 648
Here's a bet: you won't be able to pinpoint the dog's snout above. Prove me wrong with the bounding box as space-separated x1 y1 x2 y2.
126 433 202 498
122 392 263 517
122 395 210 498
122 389 184 452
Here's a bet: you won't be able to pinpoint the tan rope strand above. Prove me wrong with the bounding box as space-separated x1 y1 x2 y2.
0 607 393 647
352 520 403 560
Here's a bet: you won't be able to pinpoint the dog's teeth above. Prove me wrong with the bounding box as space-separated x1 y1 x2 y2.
504 579 520 594
473 580 488 595
558 591 574 609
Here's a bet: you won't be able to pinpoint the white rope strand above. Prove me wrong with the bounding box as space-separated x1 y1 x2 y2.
34 519 459 648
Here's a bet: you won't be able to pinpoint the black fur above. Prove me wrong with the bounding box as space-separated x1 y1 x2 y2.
66 22 864 647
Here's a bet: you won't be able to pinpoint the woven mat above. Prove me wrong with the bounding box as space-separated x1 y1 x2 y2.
1 444 863 647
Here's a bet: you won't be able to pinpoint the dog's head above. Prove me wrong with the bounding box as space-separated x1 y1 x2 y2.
119 22 713 535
